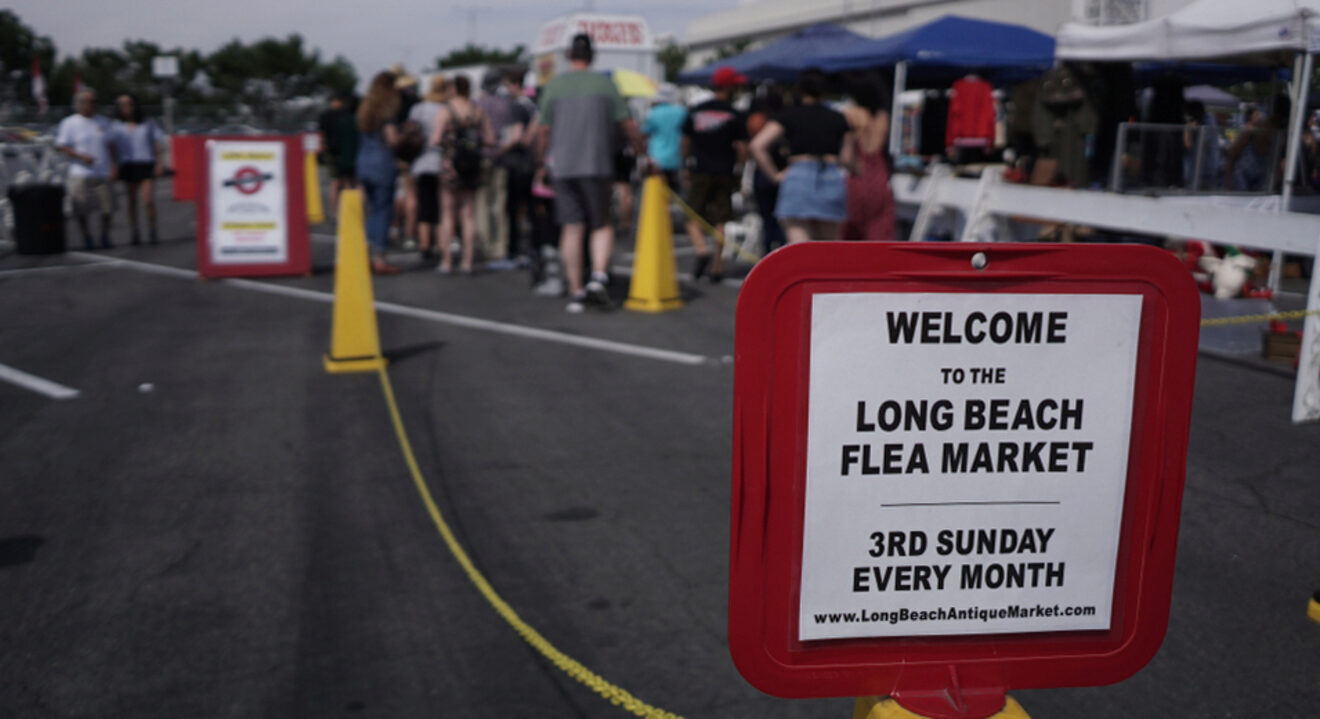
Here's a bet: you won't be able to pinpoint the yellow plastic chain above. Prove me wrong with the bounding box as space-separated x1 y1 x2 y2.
375 367 685 719
1200 308 1320 327
665 186 764 264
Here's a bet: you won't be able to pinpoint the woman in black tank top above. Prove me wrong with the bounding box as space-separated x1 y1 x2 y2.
749 70 854 244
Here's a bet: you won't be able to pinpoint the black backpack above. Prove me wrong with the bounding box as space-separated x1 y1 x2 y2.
449 109 484 189
394 120 426 163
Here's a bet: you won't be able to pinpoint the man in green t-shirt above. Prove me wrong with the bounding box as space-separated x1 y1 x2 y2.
533 33 644 313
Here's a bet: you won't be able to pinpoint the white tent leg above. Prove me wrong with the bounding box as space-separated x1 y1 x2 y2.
1293 238 1320 423
1274 52 1313 291
890 61 907 158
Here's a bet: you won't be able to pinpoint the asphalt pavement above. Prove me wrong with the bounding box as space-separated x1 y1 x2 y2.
1 179 1317 719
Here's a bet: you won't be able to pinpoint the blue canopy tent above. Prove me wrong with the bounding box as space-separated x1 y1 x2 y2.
677 23 870 85
807 15 1055 83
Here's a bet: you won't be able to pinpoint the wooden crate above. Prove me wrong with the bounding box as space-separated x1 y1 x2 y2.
1263 331 1301 362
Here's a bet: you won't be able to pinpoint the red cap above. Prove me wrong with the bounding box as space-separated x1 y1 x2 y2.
711 66 749 88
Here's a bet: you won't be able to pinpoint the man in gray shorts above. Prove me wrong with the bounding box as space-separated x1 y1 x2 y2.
56 89 118 249
533 33 644 313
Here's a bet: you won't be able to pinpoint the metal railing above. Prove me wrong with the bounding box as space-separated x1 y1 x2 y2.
1109 122 1285 195
0 104 322 135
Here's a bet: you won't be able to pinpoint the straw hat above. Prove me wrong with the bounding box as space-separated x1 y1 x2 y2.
425 75 448 103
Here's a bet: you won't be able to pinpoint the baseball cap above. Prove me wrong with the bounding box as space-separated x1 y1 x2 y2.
569 33 594 61
711 66 749 88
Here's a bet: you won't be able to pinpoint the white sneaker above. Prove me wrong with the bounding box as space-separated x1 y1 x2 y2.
584 279 610 308
533 276 564 297
565 294 586 314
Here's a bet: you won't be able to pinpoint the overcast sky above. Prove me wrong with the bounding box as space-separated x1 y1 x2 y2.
11 0 742 82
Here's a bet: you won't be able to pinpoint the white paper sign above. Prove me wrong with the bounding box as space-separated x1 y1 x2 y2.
208 141 288 265
152 55 179 78
799 293 1142 641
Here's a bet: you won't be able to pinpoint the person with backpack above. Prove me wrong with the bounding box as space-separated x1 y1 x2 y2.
431 74 495 275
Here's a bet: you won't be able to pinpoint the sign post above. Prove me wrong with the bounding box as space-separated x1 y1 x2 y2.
152 55 179 135
731 243 1200 718
196 135 310 278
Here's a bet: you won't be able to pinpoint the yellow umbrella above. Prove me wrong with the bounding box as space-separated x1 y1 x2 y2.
610 69 657 98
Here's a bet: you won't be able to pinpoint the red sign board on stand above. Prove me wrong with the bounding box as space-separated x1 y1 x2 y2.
170 134 204 202
195 135 310 278
730 243 1200 718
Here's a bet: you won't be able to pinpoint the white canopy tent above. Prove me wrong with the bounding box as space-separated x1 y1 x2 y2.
1057 0 1320 62
1059 0 1320 291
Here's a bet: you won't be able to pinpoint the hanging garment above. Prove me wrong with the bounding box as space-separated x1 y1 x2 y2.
946 76 996 150
920 94 949 156
1033 67 1097 187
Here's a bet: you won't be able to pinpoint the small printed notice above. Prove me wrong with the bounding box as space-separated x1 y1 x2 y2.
799 293 1142 640
208 141 288 264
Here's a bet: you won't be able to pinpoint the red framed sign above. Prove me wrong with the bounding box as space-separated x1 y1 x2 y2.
196 135 310 278
730 243 1200 718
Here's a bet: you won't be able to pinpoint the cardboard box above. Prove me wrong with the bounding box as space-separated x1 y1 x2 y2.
1263 330 1301 362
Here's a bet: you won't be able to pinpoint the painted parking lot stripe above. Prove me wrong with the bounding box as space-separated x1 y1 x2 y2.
76 253 715 367
0 260 117 278
0 362 80 400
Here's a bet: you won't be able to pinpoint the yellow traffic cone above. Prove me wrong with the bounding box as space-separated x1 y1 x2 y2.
1309 590 1320 625
323 189 387 373
304 149 325 224
624 175 683 313
853 696 1030 719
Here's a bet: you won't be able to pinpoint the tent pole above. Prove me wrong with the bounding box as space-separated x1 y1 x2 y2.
890 61 908 157
1273 51 1313 292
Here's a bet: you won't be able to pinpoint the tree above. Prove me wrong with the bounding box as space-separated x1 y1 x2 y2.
48 42 209 106
0 10 57 106
4 11 355 116
658 43 688 84
436 44 526 69
715 38 752 61
205 34 356 107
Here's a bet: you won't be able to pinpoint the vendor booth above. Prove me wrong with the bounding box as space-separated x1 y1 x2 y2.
532 14 659 86
807 16 1055 156
1058 0 1320 288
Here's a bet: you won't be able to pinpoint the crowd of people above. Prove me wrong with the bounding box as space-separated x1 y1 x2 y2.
48 33 906 314
50 32 912 315
309 34 901 313
49 34 1320 310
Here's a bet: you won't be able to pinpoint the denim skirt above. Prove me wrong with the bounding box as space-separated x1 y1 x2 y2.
775 161 848 222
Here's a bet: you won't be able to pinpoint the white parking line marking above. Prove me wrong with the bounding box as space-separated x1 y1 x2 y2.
0 363 80 400
79 254 715 367
70 253 197 280
0 261 117 278
371 300 710 365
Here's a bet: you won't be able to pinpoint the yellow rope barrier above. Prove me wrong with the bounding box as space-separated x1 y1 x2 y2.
375 367 685 719
1200 308 1320 327
664 186 764 264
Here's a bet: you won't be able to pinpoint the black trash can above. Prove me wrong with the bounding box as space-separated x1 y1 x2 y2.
8 184 66 255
